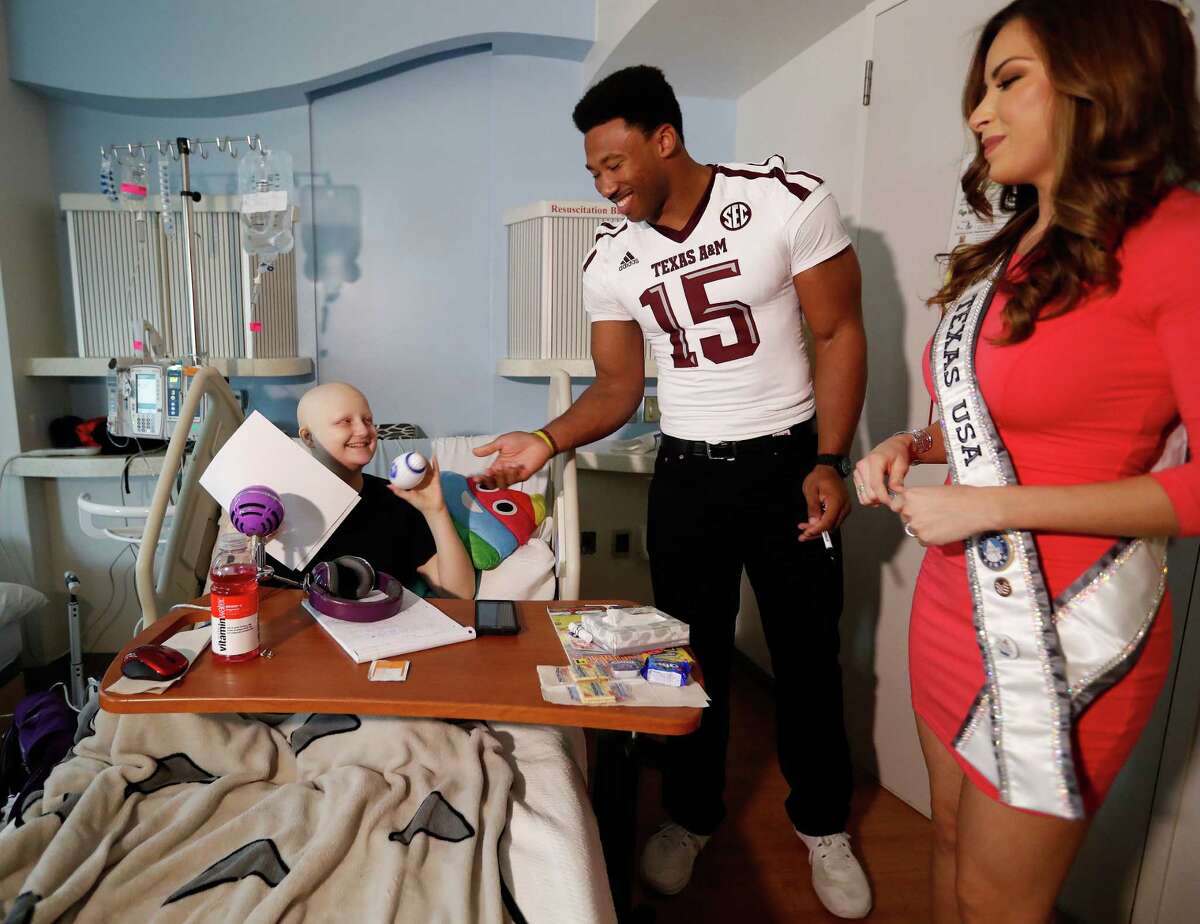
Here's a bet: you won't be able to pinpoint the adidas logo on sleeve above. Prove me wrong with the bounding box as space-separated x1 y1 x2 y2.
618 251 639 271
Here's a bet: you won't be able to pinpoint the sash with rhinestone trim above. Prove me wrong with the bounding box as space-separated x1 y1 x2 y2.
929 262 1183 819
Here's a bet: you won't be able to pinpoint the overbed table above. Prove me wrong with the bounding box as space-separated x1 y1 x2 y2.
101 588 702 920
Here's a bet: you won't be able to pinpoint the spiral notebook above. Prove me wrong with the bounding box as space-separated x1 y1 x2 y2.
302 589 476 664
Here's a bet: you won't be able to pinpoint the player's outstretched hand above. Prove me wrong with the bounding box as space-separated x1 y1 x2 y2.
473 431 553 488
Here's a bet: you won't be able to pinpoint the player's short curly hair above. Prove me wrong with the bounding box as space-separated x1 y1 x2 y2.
572 65 685 145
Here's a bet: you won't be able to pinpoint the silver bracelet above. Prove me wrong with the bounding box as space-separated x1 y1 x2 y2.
892 427 933 459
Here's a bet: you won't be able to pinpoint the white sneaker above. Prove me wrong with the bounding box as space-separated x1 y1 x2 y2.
796 830 873 919
640 822 711 895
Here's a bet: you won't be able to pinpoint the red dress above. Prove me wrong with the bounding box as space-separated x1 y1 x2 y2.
910 188 1200 814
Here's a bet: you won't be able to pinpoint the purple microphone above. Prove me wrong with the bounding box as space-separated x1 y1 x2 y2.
230 485 285 538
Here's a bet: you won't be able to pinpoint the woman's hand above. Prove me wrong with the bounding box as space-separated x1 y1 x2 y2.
389 455 446 515
889 485 1001 546
853 434 915 506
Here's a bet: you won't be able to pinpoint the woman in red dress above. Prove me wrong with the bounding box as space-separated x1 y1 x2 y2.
856 1 1200 921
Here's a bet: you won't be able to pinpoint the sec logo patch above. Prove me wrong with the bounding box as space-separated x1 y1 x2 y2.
720 201 752 231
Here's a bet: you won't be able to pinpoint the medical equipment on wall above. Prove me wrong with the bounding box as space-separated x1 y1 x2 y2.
504 200 653 366
89 134 293 445
107 359 206 440
94 134 297 366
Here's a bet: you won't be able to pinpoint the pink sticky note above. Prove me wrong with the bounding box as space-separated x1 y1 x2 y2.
249 321 263 333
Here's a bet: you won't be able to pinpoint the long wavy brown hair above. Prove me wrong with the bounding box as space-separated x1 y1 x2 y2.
930 0 1200 342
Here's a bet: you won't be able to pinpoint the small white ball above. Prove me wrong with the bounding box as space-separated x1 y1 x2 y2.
388 451 429 490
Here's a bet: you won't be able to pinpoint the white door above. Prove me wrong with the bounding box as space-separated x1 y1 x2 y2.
846 0 999 817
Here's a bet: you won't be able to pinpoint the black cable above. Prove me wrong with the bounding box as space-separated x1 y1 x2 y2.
93 549 138 649
83 545 135 649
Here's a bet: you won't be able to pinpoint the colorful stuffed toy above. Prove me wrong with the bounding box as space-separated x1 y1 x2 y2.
440 472 546 570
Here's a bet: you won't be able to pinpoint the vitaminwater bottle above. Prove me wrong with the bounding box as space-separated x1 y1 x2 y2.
209 534 261 663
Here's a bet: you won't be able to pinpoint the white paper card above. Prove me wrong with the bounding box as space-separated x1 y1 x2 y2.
199 411 360 570
303 590 476 664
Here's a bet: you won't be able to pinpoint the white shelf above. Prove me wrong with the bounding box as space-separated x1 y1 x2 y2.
575 449 656 474
497 358 657 378
23 356 314 378
7 454 170 479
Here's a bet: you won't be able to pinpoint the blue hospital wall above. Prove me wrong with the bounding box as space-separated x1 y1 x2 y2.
308 51 494 435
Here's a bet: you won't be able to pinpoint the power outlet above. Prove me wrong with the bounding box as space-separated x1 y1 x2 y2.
643 396 661 422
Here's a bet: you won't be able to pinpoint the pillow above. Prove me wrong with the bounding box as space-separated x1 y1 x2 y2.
477 538 556 601
0 583 49 628
441 472 546 571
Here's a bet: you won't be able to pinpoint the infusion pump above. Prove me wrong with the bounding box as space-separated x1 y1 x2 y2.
107 360 206 440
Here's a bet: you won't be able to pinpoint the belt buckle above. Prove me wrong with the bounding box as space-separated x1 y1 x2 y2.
705 441 736 461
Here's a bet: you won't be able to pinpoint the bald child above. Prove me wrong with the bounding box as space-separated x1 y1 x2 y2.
268 382 474 598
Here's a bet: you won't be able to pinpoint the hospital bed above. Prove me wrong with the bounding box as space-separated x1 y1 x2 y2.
133 368 580 623
62 367 607 923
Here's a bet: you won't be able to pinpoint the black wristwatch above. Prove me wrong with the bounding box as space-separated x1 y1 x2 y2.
814 454 853 478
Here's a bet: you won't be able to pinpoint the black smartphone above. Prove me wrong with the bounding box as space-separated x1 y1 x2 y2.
474 599 520 635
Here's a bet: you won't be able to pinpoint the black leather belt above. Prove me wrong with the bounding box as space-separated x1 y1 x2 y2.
660 419 815 461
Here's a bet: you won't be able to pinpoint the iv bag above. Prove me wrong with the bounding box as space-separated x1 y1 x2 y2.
120 152 151 210
238 149 294 260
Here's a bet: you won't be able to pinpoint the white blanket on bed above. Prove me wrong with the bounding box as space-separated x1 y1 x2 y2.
0 710 517 923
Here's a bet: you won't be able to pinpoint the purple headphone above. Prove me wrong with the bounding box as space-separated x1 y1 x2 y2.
305 556 405 623
230 486 403 623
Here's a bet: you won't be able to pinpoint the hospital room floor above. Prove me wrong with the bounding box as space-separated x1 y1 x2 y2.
629 659 934 922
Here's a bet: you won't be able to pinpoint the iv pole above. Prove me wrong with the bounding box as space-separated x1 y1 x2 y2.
177 138 203 366
102 134 269 366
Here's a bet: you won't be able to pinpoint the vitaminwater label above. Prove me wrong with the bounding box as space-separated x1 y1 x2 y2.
212 591 260 656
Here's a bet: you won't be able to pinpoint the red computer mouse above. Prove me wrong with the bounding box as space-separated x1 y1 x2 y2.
121 644 190 681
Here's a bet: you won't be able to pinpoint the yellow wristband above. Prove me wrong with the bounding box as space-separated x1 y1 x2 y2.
532 429 557 454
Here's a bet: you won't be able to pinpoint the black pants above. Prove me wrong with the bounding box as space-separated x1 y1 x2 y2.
648 427 853 837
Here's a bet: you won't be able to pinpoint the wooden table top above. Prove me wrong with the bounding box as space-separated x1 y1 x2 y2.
99 589 703 736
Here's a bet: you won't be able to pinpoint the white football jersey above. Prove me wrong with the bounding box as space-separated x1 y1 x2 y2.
582 157 852 442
